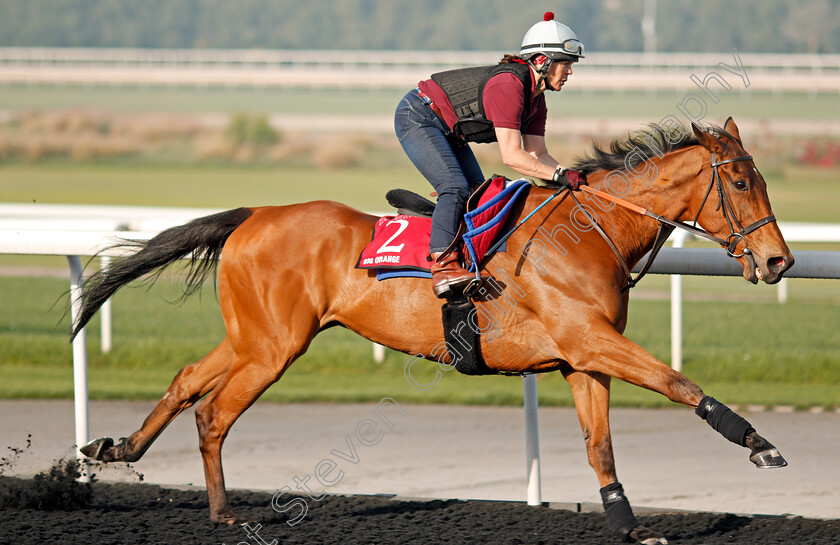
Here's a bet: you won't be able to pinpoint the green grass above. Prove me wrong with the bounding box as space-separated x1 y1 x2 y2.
758 167 840 224
1 160 839 220
551 89 840 120
2 85 838 120
0 276 837 408
0 162 430 211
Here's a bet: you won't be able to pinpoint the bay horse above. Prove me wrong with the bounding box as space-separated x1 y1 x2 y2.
76 118 793 544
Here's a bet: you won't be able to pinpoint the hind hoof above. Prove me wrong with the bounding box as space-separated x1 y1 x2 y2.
80 437 115 461
630 526 668 544
211 507 243 525
750 447 788 469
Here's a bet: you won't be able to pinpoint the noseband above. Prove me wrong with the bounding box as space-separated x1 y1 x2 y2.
692 153 776 258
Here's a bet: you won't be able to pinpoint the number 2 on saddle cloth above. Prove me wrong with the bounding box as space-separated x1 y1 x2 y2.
355 177 531 281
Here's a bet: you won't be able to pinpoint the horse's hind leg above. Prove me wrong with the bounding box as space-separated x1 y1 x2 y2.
563 369 666 545
81 338 233 463
193 350 297 524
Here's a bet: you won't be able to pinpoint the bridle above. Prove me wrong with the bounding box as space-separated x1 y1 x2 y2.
564 152 777 290
472 151 778 292
691 153 776 259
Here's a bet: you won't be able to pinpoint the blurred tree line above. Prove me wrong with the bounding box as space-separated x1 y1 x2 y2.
0 0 838 54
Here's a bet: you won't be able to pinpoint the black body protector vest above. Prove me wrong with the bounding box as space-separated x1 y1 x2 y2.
430 62 533 144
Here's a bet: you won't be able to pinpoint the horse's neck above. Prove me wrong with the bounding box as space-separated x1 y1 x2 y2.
589 145 707 267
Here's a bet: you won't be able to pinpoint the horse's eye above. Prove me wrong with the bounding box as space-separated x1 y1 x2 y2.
733 180 749 191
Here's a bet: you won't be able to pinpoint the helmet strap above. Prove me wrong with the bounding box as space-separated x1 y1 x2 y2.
529 57 554 92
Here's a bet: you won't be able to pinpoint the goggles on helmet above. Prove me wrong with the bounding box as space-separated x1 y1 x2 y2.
558 39 584 56
525 39 584 59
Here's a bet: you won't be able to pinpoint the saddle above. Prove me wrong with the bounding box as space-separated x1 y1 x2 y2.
385 188 436 218
369 177 532 376
382 176 532 270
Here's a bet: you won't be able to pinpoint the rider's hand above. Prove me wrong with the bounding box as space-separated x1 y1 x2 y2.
554 168 588 191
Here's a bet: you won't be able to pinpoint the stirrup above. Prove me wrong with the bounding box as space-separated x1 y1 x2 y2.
463 277 483 297
432 277 472 298
433 275 485 299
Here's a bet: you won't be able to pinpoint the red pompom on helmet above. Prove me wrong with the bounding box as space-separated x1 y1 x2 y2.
544 11 555 21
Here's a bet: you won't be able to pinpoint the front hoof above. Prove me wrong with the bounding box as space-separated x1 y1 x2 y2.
750 447 788 469
80 437 115 461
629 526 668 544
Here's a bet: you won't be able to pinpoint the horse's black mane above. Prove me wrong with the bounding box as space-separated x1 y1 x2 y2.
571 123 733 175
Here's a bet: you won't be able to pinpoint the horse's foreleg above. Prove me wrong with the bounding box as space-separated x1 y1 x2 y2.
563 369 666 545
562 369 617 485
567 325 786 468
695 396 787 468
81 339 233 463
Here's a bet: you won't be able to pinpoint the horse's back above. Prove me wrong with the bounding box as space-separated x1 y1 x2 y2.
225 200 377 260
249 200 378 231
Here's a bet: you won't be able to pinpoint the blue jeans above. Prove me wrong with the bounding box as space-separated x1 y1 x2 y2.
394 90 484 253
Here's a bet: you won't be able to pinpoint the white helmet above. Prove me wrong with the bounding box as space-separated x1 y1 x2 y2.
520 11 585 61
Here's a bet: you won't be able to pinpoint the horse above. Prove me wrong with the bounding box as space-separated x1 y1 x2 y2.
76 118 793 544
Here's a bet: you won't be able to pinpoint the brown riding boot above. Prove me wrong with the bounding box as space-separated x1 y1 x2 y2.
430 251 475 298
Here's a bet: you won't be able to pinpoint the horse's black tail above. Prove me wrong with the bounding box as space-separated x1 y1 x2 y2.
71 207 254 339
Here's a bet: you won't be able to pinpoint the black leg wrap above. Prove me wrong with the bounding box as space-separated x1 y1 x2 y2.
600 482 639 542
695 396 754 447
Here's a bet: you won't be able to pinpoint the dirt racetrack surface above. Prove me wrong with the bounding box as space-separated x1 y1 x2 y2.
2 463 839 545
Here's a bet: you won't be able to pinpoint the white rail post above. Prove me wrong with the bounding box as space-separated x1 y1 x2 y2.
670 231 687 372
523 374 542 506
100 255 112 353
67 255 90 481
372 343 385 363
777 277 788 304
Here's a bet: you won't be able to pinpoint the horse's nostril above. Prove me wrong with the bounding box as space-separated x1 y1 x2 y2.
768 256 786 270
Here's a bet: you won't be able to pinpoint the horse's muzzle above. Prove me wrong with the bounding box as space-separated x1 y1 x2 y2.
746 253 794 285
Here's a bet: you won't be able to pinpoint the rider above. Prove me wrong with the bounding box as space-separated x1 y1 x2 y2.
394 12 589 298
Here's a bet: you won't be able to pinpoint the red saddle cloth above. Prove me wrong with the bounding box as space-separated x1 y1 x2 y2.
356 177 526 279
356 215 432 272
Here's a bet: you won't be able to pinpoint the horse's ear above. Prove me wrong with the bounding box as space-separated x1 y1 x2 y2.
723 117 743 145
692 122 724 154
